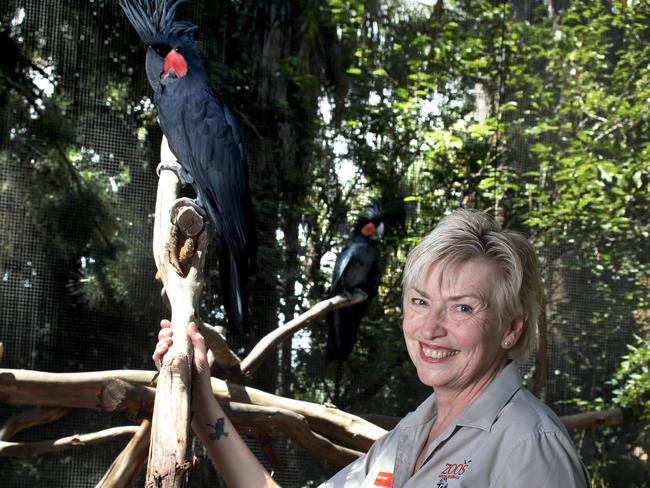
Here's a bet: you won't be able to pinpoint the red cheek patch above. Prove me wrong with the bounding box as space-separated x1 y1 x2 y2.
362 222 377 236
163 50 188 77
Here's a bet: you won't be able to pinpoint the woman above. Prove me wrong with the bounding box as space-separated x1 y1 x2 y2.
153 209 590 487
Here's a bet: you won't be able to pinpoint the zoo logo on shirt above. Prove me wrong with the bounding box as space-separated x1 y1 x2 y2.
373 471 392 486
435 459 471 487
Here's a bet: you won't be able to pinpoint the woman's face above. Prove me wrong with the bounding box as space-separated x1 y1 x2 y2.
403 258 511 395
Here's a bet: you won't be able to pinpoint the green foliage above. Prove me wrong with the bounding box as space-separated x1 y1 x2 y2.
611 335 650 426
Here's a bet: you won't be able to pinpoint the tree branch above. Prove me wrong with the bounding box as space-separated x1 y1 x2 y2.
148 136 207 488
561 408 623 431
0 369 385 452
98 378 363 466
197 320 244 381
0 406 70 441
223 402 363 466
238 290 368 379
95 419 151 488
0 426 140 457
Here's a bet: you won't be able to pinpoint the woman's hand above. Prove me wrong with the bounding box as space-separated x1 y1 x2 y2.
152 320 213 398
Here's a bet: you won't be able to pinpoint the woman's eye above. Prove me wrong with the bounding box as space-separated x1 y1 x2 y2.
411 297 427 306
456 304 473 314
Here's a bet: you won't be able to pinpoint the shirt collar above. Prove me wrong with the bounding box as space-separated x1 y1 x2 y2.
401 361 523 431
453 361 522 431
401 391 437 428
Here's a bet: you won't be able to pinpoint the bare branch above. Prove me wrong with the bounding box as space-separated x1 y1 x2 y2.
0 406 70 441
239 290 368 378
98 378 364 466
95 419 151 488
198 320 243 380
149 136 207 488
562 408 623 431
0 426 140 457
0 369 385 452
0 368 156 410
99 379 154 422
224 402 363 466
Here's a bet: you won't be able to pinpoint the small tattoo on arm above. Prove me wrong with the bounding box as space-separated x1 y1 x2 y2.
207 417 229 441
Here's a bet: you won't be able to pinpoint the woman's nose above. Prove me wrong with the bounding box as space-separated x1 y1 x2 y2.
420 307 447 338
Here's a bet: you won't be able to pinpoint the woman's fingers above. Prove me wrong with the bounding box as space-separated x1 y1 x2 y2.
152 343 167 370
153 320 174 370
158 327 173 341
153 342 167 359
154 321 208 374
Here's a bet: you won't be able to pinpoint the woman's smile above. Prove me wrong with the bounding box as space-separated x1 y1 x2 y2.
419 343 459 361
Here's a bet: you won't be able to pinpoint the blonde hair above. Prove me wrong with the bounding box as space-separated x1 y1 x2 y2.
402 209 543 363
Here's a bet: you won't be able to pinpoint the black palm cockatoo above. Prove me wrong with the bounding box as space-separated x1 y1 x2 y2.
120 0 255 333
326 202 384 361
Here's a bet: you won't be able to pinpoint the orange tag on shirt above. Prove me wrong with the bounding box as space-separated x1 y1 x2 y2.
374 471 393 487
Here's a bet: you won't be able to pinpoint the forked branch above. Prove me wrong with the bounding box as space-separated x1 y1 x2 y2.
148 136 207 488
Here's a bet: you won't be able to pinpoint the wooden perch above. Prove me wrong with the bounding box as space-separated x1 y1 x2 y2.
361 407 626 433
561 408 624 431
99 378 154 422
238 290 368 379
0 369 385 451
0 406 70 441
97 377 380 454
198 290 368 384
0 369 155 409
0 368 627 467
222 402 363 466
149 136 208 488
95 419 151 488
0 425 140 456
197 320 244 380
99 378 363 466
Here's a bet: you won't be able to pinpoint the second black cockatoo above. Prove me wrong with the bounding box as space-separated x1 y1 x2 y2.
326 202 384 361
120 0 255 333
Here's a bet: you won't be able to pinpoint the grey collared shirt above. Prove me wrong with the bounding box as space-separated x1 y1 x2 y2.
320 362 590 487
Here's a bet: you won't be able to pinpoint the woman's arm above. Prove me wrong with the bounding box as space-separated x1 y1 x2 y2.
154 320 280 488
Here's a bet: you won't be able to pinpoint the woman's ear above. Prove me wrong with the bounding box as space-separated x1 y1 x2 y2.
502 315 526 348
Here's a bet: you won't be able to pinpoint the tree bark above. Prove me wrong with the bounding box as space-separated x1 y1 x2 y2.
99 378 154 422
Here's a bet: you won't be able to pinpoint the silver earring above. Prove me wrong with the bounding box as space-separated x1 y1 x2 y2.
503 340 511 348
